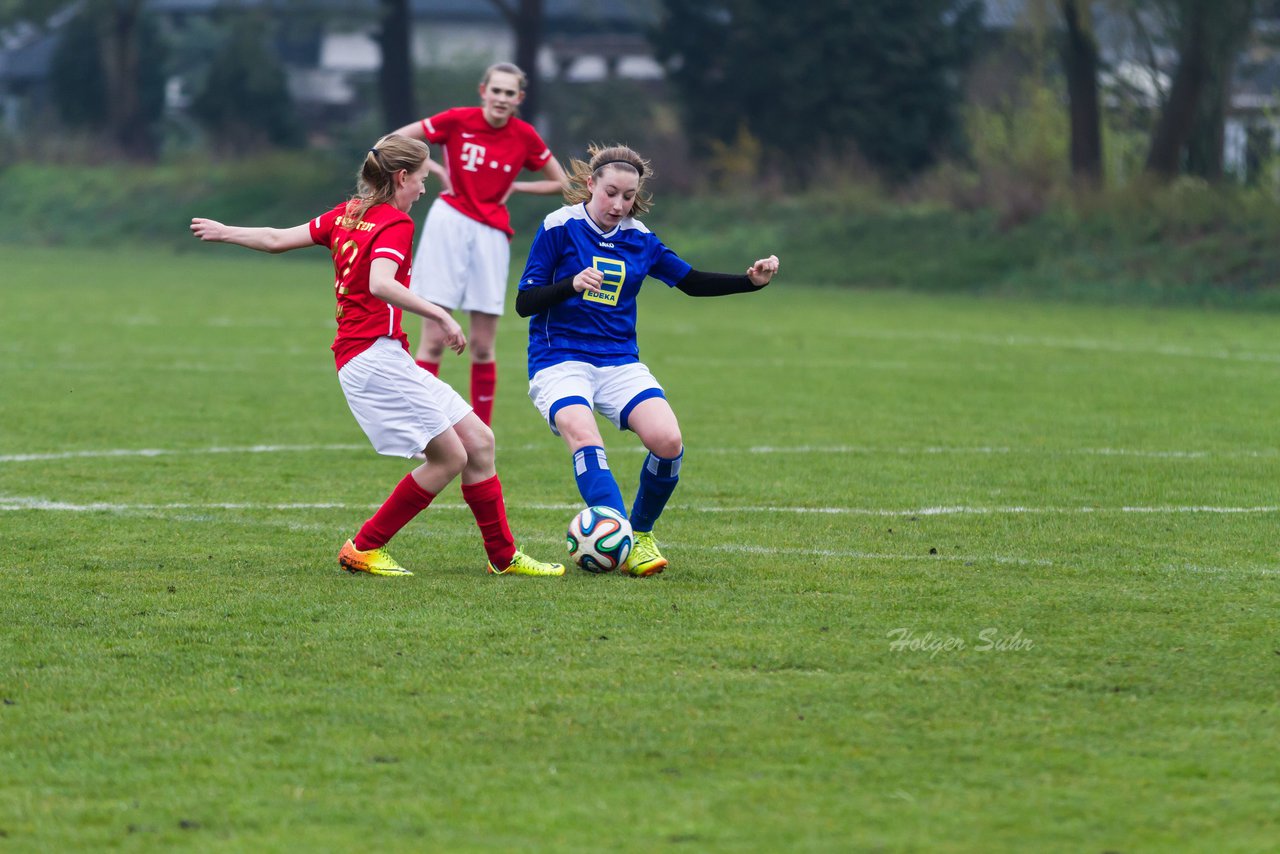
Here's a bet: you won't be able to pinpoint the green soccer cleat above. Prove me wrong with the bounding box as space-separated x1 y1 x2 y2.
338 539 413 577
488 548 566 577
624 530 667 577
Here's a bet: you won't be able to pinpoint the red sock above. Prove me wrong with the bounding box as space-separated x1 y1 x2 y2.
416 359 440 377
460 474 516 569
471 361 497 426
354 473 436 551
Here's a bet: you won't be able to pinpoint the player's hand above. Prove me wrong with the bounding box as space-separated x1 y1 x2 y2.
746 255 780 287
190 217 227 242
439 316 467 355
574 268 604 293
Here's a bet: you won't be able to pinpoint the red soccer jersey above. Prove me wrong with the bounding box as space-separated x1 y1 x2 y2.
420 107 552 237
309 201 415 371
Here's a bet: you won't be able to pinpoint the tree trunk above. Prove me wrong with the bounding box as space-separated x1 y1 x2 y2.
489 0 545 125
1145 0 1254 180
1060 0 1102 186
1185 0 1254 181
1184 62 1227 180
96 1 152 160
378 0 415 129
513 0 544 123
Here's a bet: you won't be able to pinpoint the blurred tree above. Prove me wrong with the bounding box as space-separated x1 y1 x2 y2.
377 0 415 129
190 12 303 153
4 0 165 159
487 0 545 122
1060 0 1103 185
649 0 982 182
1144 0 1255 179
49 3 166 149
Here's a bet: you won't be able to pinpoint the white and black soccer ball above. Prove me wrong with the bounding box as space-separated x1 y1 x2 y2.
566 506 633 573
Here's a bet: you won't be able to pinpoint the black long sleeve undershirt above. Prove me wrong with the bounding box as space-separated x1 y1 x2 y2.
515 268 761 317
515 276 577 317
674 269 761 297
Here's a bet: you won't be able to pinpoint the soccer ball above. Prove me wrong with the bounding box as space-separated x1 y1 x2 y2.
566 506 633 573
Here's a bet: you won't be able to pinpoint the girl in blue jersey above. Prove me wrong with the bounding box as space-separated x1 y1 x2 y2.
516 144 780 576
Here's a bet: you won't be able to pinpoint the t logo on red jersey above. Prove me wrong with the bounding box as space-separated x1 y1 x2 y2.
460 142 485 172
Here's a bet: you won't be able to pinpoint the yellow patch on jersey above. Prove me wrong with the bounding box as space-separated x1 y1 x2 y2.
583 257 625 306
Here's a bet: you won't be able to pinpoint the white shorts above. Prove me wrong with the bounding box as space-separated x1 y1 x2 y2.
410 198 511 315
528 361 666 435
337 337 473 458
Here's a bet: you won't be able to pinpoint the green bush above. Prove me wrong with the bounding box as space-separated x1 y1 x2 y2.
4 149 1280 310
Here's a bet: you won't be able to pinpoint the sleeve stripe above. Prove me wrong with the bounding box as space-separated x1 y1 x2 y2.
373 247 406 261
423 118 436 135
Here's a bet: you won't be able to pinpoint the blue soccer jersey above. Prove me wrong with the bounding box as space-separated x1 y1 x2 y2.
520 204 692 377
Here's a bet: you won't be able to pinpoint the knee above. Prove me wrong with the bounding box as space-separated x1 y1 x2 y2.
462 422 496 469
418 338 445 359
441 443 469 478
425 444 467 483
646 430 683 461
555 409 602 450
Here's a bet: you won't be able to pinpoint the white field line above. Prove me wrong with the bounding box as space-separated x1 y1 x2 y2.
2 496 1277 517
0 498 1050 567
8 498 1279 572
2 443 1277 464
0 444 369 463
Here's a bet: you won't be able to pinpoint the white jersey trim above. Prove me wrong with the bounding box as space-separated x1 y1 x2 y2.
540 204 652 240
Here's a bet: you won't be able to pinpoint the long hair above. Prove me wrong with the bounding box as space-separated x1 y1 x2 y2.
346 134 430 223
564 144 653 216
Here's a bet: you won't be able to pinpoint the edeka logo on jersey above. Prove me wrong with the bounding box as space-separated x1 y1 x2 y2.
584 257 625 306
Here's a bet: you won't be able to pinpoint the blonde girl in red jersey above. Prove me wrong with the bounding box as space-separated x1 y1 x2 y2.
190 133 563 578
391 62 569 427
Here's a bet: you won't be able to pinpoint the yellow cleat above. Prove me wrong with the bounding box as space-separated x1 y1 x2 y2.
623 530 667 577
488 548 565 577
338 539 413 577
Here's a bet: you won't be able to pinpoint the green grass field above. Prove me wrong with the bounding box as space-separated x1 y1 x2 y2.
2 245 1278 851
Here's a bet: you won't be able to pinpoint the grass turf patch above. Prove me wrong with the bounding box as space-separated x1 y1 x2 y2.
1 246 1278 850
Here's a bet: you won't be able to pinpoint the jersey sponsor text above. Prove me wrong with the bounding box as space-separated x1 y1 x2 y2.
584 257 625 306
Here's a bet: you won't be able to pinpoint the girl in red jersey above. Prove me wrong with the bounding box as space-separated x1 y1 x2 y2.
190 134 564 578
391 62 569 427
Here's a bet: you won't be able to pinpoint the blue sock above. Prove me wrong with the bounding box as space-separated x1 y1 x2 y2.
573 446 626 515
630 449 682 532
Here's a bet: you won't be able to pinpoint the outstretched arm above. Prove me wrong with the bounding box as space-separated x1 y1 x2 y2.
675 255 780 296
190 218 315 254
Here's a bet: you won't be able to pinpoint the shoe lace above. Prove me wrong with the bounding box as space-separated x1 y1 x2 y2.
633 533 658 559
514 551 550 569
371 547 402 566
